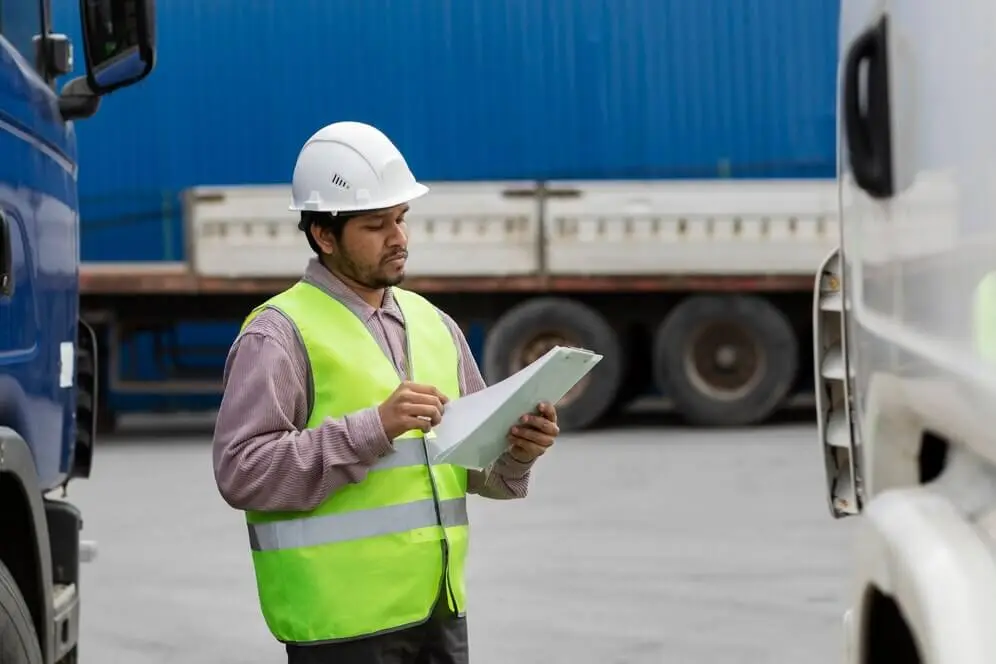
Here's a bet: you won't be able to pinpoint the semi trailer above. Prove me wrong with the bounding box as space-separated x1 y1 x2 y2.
58 0 841 432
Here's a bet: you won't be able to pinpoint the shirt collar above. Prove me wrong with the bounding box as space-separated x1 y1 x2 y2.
302 258 405 325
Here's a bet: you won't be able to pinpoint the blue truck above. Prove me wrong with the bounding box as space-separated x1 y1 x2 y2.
0 1 156 661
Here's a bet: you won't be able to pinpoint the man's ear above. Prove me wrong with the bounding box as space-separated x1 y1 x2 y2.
310 223 338 255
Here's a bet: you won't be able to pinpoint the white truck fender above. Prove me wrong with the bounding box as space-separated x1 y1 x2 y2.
850 487 996 663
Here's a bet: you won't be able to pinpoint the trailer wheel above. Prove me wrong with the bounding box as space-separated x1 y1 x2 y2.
0 558 43 664
652 294 798 426
483 297 623 432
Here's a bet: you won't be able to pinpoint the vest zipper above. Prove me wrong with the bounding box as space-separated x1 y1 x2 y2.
421 435 459 614
401 321 458 615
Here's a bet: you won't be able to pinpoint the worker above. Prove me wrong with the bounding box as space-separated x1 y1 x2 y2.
212 120 560 664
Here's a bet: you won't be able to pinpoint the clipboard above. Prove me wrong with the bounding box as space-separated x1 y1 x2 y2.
425 345 602 469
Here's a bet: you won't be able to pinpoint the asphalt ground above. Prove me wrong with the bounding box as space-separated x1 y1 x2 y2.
68 412 853 664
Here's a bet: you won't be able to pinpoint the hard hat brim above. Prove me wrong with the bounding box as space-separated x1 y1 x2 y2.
289 182 430 214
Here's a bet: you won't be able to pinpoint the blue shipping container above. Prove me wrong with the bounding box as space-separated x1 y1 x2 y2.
54 0 839 263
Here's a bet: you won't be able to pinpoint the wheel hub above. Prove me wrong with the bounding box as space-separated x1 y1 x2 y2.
683 321 765 401
714 344 738 369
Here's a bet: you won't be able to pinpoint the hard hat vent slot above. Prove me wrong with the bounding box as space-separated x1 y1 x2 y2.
331 173 351 190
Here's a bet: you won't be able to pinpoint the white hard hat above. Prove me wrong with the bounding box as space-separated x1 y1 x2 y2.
289 121 429 214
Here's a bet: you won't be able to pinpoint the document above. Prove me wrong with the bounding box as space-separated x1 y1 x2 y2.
425 345 603 469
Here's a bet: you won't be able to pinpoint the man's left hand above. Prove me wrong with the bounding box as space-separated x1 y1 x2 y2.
507 402 559 463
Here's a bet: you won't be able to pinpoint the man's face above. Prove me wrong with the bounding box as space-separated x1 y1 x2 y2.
314 203 410 289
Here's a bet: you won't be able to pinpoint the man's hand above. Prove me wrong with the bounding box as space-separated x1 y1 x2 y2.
378 381 449 440
507 402 559 463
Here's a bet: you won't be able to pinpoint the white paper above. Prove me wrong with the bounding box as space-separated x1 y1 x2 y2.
426 346 602 469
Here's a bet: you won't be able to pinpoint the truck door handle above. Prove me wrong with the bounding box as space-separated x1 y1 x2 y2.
842 15 895 199
0 211 12 296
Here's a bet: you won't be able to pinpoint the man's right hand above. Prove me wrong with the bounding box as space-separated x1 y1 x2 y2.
378 381 450 440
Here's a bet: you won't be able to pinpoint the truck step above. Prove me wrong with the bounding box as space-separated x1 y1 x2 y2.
812 247 862 518
52 583 79 662
52 583 75 616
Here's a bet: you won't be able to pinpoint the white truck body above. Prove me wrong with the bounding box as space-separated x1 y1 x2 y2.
183 179 842 279
815 0 996 661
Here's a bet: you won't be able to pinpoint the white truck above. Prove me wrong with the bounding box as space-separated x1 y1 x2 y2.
813 0 996 660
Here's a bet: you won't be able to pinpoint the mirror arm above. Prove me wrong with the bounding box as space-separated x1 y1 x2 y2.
58 76 101 122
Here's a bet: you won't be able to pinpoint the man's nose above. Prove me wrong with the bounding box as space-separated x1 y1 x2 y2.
387 222 407 246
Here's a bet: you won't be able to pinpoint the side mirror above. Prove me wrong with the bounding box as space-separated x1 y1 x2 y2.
58 0 157 121
80 0 156 95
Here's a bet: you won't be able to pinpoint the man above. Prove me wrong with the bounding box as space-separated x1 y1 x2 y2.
212 121 560 664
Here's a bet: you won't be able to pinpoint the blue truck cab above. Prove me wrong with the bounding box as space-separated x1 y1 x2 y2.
0 1 156 661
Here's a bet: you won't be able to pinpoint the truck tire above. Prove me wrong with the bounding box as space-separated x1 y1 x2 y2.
483 297 623 432
0 558 43 664
652 294 798 426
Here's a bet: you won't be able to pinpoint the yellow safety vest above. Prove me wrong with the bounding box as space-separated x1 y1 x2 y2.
239 281 468 644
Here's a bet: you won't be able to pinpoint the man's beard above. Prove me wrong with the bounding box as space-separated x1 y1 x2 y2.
366 271 404 288
333 250 404 289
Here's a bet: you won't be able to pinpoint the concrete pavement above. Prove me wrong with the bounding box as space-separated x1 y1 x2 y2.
68 418 853 664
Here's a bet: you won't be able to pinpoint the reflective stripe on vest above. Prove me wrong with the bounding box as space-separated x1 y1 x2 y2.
248 496 468 551
238 280 468 645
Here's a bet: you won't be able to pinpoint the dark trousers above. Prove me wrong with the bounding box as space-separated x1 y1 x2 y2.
285 598 469 664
